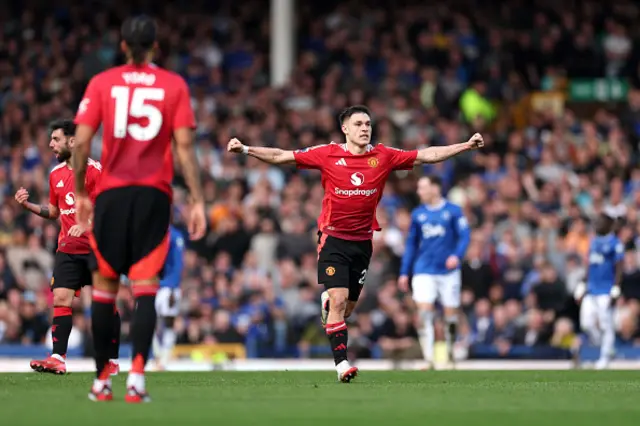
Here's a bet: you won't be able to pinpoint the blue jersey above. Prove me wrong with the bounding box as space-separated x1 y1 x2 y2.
400 200 471 276
160 226 186 289
587 234 623 295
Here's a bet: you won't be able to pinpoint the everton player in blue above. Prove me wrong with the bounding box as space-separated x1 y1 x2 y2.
398 176 470 369
152 224 186 370
574 213 623 370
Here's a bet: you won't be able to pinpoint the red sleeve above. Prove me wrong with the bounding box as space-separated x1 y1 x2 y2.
380 144 418 171
48 174 57 206
173 78 196 130
292 145 330 170
74 76 103 130
86 160 102 202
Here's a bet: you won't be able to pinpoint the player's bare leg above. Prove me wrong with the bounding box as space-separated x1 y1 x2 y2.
325 287 358 382
416 302 436 370
88 272 119 402
125 278 159 403
321 297 357 326
443 306 459 368
344 301 357 319
30 287 75 374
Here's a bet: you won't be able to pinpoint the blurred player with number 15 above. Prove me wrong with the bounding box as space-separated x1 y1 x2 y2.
72 15 206 403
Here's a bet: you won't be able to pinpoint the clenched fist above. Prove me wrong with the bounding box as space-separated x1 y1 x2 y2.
227 138 246 154
15 187 29 205
467 133 484 149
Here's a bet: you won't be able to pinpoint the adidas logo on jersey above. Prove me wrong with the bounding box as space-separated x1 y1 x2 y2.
56 180 64 188
335 158 347 166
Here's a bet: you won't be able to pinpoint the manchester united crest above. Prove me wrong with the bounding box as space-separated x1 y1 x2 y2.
368 157 379 168
326 266 336 276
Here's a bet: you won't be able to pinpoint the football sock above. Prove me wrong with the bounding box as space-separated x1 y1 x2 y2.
109 308 121 360
160 328 176 367
600 310 615 362
51 306 73 357
91 289 118 379
130 294 157 374
445 315 459 362
326 321 348 366
418 310 435 362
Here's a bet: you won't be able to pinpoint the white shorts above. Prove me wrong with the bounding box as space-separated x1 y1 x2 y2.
580 294 613 333
411 270 461 308
155 287 181 318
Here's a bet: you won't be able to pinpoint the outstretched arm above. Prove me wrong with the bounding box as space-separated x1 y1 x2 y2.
24 202 59 220
227 138 295 165
414 133 484 165
15 193 59 219
15 186 59 219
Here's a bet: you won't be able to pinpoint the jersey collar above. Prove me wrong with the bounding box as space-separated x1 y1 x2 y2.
425 199 446 211
336 142 374 153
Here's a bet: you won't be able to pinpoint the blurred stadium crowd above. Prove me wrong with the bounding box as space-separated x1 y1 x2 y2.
1 0 640 360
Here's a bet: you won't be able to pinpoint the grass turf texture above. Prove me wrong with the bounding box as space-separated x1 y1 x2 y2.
1 371 640 426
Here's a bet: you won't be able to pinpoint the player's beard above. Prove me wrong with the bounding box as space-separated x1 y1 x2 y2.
56 147 71 163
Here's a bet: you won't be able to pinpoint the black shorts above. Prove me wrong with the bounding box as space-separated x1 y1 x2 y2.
92 186 171 280
51 251 95 292
317 232 372 302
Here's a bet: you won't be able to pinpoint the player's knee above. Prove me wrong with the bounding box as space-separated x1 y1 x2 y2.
328 291 348 314
444 312 459 324
93 272 120 292
580 319 596 333
418 309 435 324
52 288 74 307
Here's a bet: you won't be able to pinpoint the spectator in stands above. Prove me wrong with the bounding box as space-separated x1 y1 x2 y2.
378 311 421 361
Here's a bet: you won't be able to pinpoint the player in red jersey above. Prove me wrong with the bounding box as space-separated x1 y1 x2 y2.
228 105 484 381
71 16 206 403
14 119 120 375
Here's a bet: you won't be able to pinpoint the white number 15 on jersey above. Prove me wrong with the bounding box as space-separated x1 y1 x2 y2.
111 86 165 141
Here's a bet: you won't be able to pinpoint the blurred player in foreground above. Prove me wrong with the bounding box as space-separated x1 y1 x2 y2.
15 119 120 375
72 16 205 402
228 105 483 381
152 224 186 370
398 176 470 369
574 213 623 369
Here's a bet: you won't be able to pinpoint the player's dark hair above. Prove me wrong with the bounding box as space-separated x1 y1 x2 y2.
339 105 372 124
596 213 615 235
121 15 157 66
49 119 76 137
425 175 443 188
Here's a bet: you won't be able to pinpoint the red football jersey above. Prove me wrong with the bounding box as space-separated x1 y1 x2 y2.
74 64 196 197
294 143 418 241
49 159 102 254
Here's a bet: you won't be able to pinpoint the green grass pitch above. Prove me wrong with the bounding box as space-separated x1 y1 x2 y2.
2 371 640 426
